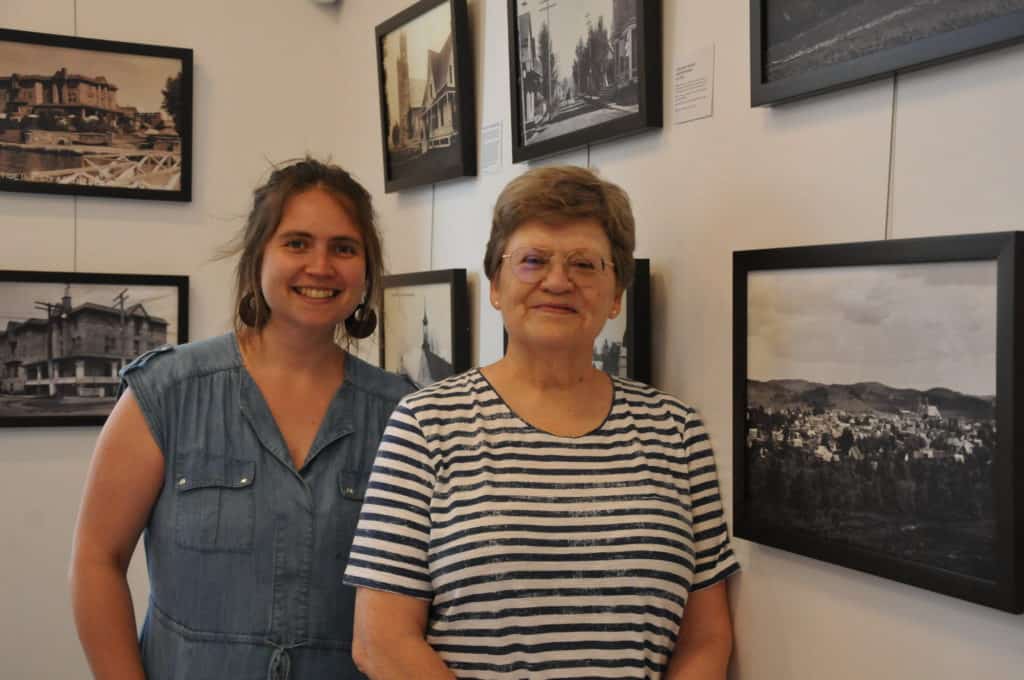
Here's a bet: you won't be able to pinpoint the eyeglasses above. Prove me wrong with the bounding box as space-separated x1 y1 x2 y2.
500 247 613 286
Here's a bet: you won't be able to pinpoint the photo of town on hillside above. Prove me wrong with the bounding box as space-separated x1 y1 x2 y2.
745 260 998 580
515 0 640 147
763 0 1024 83
0 276 185 423
0 32 188 196
380 1 464 188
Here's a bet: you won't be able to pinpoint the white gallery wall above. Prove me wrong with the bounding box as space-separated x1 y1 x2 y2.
1 0 1023 677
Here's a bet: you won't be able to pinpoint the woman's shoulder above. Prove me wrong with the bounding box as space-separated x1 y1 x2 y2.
611 375 699 420
344 353 418 404
120 332 240 388
401 369 485 409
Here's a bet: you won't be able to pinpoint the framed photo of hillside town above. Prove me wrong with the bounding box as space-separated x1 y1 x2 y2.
0 270 189 427
506 0 662 164
733 232 1024 613
375 0 476 193
0 28 192 201
501 258 651 383
751 1 1024 106
381 269 470 388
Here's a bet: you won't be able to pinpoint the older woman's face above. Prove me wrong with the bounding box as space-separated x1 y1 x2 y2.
491 218 622 356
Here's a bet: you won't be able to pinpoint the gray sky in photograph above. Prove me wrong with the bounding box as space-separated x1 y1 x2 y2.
0 282 180 341
0 40 180 112
518 0 617 64
383 282 453 369
382 1 451 129
747 261 996 396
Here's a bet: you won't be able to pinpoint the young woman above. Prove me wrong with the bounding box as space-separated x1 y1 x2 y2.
70 158 413 679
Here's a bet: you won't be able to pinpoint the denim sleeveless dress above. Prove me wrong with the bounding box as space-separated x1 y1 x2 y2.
119 333 413 680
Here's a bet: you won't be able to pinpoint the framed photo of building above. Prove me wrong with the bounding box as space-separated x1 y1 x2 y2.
0 28 192 201
502 258 650 382
751 1 1024 106
507 0 662 164
381 269 470 388
375 0 476 193
733 232 1023 613
0 270 189 427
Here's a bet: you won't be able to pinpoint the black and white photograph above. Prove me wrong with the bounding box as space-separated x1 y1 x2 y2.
751 1 1024 105
376 0 476 193
507 0 661 163
381 269 469 388
0 271 188 427
0 29 192 201
592 257 649 382
733 233 1024 612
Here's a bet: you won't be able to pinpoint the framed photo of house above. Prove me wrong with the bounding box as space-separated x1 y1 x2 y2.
507 0 662 164
751 1 1024 106
0 270 189 427
375 0 476 193
733 232 1024 612
381 269 470 388
502 258 650 382
0 28 193 201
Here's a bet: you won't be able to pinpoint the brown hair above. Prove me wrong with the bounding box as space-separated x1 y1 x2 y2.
224 157 383 339
483 165 636 289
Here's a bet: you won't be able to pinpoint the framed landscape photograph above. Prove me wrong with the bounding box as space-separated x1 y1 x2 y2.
733 232 1023 612
375 0 476 193
502 258 651 382
507 0 662 163
751 1 1024 106
0 270 189 427
381 269 470 388
0 28 193 201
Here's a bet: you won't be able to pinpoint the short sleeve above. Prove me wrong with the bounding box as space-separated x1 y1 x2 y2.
343 401 437 600
118 345 176 456
681 408 740 591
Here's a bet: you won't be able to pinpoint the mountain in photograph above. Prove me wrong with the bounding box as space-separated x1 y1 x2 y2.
747 378 994 421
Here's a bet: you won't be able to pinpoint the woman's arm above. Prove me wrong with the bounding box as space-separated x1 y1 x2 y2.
352 588 456 680
663 581 734 680
69 389 166 679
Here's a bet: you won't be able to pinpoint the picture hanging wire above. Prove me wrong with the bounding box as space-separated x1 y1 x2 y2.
74 0 80 271
884 72 899 242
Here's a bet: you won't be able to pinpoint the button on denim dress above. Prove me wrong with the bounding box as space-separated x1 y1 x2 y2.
119 333 413 680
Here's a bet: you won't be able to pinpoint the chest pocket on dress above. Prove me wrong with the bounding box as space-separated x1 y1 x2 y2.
337 466 370 563
174 452 256 552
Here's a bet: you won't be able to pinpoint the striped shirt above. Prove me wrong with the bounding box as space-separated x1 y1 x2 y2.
343 369 739 679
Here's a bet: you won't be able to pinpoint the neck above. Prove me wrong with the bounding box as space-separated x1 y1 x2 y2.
238 322 345 377
498 339 600 391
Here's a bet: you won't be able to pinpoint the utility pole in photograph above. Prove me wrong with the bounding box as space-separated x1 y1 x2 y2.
33 300 61 397
112 288 128 370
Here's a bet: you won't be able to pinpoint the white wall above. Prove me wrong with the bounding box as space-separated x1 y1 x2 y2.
2 1 1023 678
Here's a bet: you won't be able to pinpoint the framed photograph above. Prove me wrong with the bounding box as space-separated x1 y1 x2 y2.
375 0 476 193
507 0 662 163
0 270 189 427
502 258 650 382
751 1 1024 106
733 232 1023 612
381 269 470 388
0 28 193 201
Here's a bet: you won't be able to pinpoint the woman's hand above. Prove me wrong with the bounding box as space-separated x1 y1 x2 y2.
352 588 456 680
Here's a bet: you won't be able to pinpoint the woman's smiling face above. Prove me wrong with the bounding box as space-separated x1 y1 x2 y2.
259 186 367 336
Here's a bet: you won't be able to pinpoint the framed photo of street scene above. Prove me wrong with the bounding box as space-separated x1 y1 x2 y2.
381 269 470 388
507 0 662 164
502 258 650 383
733 232 1024 613
0 28 193 201
375 0 476 193
751 1 1024 106
0 270 189 428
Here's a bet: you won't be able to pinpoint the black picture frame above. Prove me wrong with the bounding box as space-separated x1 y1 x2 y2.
751 1 1024 106
375 0 477 193
507 0 662 164
0 270 189 427
733 232 1023 613
0 28 193 201
502 258 650 383
381 268 470 388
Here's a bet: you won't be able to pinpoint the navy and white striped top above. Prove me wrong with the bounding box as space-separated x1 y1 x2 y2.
344 369 739 678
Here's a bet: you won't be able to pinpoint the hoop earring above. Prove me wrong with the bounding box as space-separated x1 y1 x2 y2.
238 291 268 328
344 303 377 339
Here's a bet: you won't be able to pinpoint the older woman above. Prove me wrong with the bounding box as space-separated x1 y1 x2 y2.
345 166 739 679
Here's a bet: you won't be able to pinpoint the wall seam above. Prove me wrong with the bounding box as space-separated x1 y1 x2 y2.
884 73 899 241
73 0 79 271
430 182 436 269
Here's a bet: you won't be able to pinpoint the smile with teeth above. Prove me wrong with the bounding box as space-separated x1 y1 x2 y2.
294 287 339 299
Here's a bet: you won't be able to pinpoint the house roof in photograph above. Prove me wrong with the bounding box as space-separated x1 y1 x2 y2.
424 33 453 98
71 302 167 324
0 72 119 90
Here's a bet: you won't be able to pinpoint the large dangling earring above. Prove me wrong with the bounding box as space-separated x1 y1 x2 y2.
344 303 377 339
238 291 268 328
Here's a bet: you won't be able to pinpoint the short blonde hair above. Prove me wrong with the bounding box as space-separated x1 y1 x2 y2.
483 165 636 288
